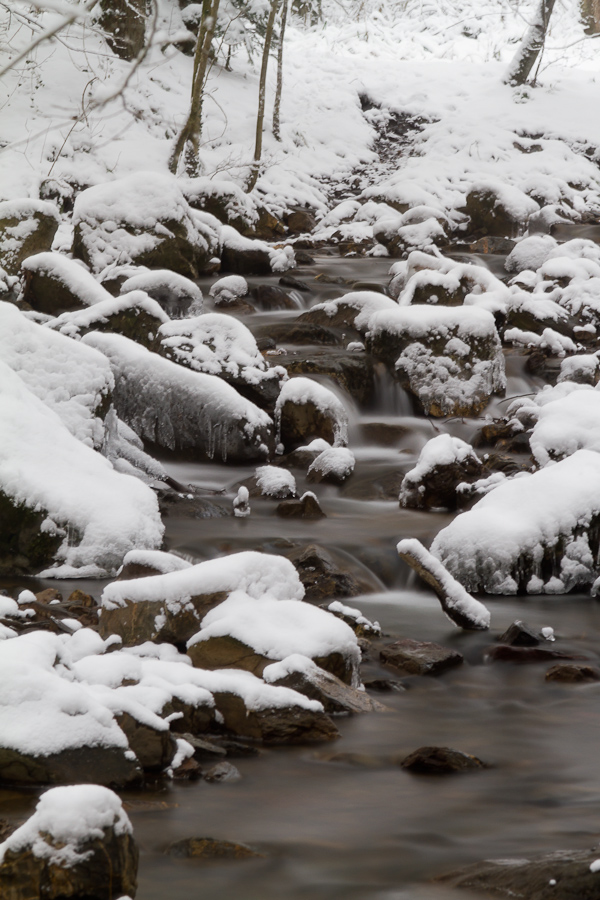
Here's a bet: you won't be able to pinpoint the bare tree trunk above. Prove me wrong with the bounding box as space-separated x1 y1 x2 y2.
581 0 600 34
246 0 280 192
169 0 220 177
273 0 288 142
504 0 556 86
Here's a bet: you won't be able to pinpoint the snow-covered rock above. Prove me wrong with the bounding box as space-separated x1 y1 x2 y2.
307 447 355 484
275 377 349 448
367 305 505 416
21 252 113 316
49 290 170 350
399 434 483 510
0 199 60 275
81 332 274 462
254 465 297 499
298 290 398 334
209 274 249 303
72 172 218 278
431 449 600 594
119 268 203 317
219 225 294 275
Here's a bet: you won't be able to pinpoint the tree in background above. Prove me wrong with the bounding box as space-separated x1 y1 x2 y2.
246 0 280 190
504 0 557 86
273 0 289 141
581 0 600 34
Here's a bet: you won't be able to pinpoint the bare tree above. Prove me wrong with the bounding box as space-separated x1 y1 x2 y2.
169 0 221 177
273 0 288 141
504 0 557 86
246 0 280 191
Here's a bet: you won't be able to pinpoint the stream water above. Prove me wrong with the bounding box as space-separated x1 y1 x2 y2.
2 250 600 899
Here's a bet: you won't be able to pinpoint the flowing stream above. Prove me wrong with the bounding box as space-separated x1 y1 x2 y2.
2 250 599 899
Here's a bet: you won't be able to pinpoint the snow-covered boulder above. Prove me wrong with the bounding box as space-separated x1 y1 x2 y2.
275 377 349 449
183 177 260 234
119 268 203 317
21 252 113 315
219 225 294 275
558 354 600 386
298 291 398 334
72 173 218 278
263 655 380 714
254 465 297 499
81 332 274 461
209 274 249 304
0 785 138 900
463 184 539 238
526 387 600 466
431 449 600 594
505 235 558 273
157 312 286 410
98 551 303 647
366 305 505 417
0 199 60 276
0 302 113 449
0 360 163 577
0 633 141 785
49 291 170 350
307 447 355 484
399 434 483 510
187 590 361 685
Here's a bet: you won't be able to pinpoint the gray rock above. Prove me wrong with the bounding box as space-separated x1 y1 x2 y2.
380 639 464 676
400 746 486 774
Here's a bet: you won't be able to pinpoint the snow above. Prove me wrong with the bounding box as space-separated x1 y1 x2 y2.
49 291 170 340
0 358 163 577
307 447 355 481
255 465 297 498
220 225 295 273
101 550 305 612
21 253 115 307
0 301 114 449
119 549 192 575
275 377 349 446
81 331 273 460
400 434 480 488
327 600 381 635
525 387 600 466
233 486 251 517
0 785 132 867
188 589 361 678
306 291 398 333
209 275 249 301
120 269 203 313
431 449 600 594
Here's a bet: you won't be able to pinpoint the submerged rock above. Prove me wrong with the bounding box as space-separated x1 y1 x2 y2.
166 837 262 859
400 746 486 774
545 663 600 683
380 638 463 676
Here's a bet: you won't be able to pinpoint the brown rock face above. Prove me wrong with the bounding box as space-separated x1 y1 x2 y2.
0 745 141 787
400 746 486 775
268 666 383 715
276 493 326 519
380 639 464 676
278 399 338 448
212 692 339 744
464 187 537 238
115 712 177 772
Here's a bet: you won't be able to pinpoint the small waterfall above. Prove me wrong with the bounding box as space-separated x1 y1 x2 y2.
371 362 414 416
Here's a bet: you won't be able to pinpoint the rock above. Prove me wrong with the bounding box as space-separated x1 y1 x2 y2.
212 692 339 744
307 447 355 485
0 745 140 787
366 306 505 417
202 761 241 783
463 187 539 238
172 756 203 779
399 435 484 511
119 268 203 317
73 173 216 278
315 751 395 769
396 539 490 631
219 226 294 276
400 745 486 774
437 847 600 899
253 465 297 499
158 490 230 520
0 785 138 900
264 658 383 715
0 490 63 576
497 620 545 646
233 486 251 517
470 235 516 254
183 177 259 233
276 377 348 449
65 589 96 607
115 712 176 772
290 544 373 602
166 837 262 859
252 321 337 347
50 291 169 351
178 734 227 758
298 291 395 336
98 0 149 59
545 664 600 683
279 275 312 292
252 284 299 310
286 209 317 233
98 587 228 649
363 678 406 693
285 349 375 406
34 588 62 605
20 252 113 316
485 645 586 664
277 492 326 518
0 200 59 276
380 639 464 676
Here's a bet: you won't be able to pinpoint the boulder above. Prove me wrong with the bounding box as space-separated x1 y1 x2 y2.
545 663 600 683
220 226 294 276
263 656 382 715
399 434 484 511
463 186 539 238
20 252 113 315
276 377 348 449
212 692 339 744
0 785 138 900
285 349 375 406
115 712 177 772
290 544 375 602
286 209 317 234
72 173 217 278
307 447 355 485
400 746 486 774
0 200 59 276
119 268 203 316
277 492 325 518
0 745 140 787
380 638 463 676
50 291 169 351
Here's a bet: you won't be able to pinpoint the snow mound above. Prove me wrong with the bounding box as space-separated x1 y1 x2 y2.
275 377 349 447
255 465 297 498
120 269 203 316
21 253 114 307
119 549 193 576
209 275 249 301
431 449 600 594
49 291 170 340
307 447 355 481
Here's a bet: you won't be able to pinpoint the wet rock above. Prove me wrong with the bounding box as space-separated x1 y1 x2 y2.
290 544 371 602
220 230 289 277
251 321 338 347
437 847 600 899
360 421 411 446
325 600 381 637
212 692 339 744
277 492 326 519
252 284 299 310
400 746 486 774
469 235 516 254
545 663 600 683
307 447 355 485
202 761 241 783
497 620 545 646
65 589 96 607
485 645 586 664
463 187 539 238
285 349 375 406
115 712 177 772
98 588 228 648
276 378 348 449
158 490 230 520
315 751 394 769
34 588 62 605
396 539 490 631
399 435 484 511
172 756 203 780
286 209 317 233
264 660 383 715
380 639 464 676
0 785 138 900
0 199 59 276
363 678 406 693
0 490 63 576
178 734 227 758
0 745 141 787
279 275 312 292
166 837 262 859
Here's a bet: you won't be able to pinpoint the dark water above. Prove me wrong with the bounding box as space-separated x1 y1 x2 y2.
3 249 600 899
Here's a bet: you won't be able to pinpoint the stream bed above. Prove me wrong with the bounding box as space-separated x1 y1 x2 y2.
2 249 599 899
